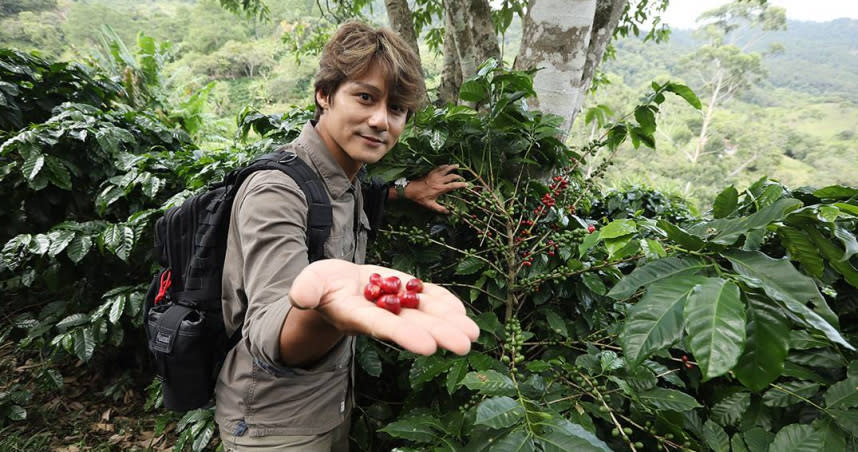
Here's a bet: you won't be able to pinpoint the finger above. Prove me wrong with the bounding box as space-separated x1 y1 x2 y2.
398 308 476 355
289 264 327 309
427 202 449 214
441 173 465 184
356 307 440 355
432 164 459 176
437 181 468 194
416 296 480 342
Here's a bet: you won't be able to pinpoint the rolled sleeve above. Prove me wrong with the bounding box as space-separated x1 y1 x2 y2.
234 172 309 369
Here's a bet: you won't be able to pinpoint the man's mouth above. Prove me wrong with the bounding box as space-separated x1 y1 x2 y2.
359 134 385 145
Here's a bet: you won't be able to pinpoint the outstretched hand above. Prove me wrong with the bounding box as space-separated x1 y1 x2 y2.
289 259 480 356
407 164 468 214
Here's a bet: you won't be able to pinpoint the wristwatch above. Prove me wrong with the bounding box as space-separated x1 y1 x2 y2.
394 177 409 199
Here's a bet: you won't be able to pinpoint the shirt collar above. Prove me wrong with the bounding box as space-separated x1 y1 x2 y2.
293 121 357 198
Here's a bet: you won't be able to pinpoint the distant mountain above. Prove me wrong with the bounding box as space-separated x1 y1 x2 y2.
603 19 858 104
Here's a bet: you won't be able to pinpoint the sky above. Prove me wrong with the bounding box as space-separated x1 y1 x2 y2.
661 0 858 29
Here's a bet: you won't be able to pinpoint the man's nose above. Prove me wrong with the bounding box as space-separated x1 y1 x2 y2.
367 104 389 131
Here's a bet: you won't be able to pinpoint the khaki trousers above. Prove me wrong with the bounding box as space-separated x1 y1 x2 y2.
219 422 349 452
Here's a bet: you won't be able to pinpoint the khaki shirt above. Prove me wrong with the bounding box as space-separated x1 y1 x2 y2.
215 122 369 437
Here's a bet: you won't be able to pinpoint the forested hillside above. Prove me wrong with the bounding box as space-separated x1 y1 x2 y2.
3 1 853 209
579 18 858 208
2 2 858 450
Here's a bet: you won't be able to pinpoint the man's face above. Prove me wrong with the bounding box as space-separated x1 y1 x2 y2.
314 62 408 178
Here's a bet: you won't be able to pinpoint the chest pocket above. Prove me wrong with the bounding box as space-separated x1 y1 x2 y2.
324 204 370 263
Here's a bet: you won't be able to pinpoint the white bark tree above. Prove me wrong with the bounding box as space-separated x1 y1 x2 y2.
221 0 666 137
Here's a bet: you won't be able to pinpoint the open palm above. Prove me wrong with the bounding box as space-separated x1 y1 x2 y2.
289 259 480 356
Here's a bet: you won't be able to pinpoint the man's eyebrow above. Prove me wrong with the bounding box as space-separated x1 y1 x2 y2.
349 81 383 94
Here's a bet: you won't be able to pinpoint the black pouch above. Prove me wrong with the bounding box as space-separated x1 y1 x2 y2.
146 302 224 411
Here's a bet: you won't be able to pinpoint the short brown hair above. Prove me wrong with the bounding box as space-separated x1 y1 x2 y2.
314 21 426 120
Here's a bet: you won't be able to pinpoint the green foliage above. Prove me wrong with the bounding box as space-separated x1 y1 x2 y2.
2 22 858 452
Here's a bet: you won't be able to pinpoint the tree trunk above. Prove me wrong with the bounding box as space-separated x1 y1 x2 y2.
444 0 500 89
438 7 463 105
692 65 724 164
514 0 627 137
384 0 420 59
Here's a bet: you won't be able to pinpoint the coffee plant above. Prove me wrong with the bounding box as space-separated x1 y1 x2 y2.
1 44 857 452
350 60 858 451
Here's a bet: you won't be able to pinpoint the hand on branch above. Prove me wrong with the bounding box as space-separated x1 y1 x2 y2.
289 259 479 356
405 164 468 214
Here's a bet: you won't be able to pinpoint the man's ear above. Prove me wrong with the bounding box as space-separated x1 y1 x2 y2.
315 90 330 110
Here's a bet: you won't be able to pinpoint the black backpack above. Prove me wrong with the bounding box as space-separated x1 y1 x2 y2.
143 149 333 411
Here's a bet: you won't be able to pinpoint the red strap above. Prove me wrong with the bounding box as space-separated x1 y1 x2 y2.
154 270 172 305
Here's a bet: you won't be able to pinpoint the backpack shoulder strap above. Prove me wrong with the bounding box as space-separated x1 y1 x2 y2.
229 150 332 262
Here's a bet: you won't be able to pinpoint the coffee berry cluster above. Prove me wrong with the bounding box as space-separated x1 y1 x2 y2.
501 318 525 373
363 273 423 314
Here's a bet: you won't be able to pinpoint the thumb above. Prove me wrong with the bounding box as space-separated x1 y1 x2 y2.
289 264 326 309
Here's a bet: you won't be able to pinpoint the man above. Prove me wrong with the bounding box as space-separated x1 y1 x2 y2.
215 21 479 451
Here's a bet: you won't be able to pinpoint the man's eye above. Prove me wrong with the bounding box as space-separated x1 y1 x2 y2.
358 93 372 101
390 104 406 114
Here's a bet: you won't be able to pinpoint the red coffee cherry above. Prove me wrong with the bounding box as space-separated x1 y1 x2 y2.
400 291 420 309
587 224 596 233
369 273 383 286
405 278 424 293
380 276 402 294
363 283 382 301
376 294 401 314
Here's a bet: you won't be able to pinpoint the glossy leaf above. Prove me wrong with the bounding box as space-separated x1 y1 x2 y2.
734 294 791 391
608 256 707 299
723 250 852 350
823 376 858 409
47 230 76 258
768 424 824 452
813 185 858 199
446 358 469 394
537 417 613 452
455 256 486 275
657 220 705 251
73 327 95 361
599 219 636 240
713 185 738 218
703 420 730 452
493 431 535 451
107 294 126 325
711 392 751 427
638 388 702 412
475 396 525 429
665 82 702 109
692 198 802 245
778 226 824 278
409 355 450 389
762 381 820 407
833 226 858 262
620 275 707 366
460 370 516 396
379 415 444 442
683 278 745 380
66 234 92 263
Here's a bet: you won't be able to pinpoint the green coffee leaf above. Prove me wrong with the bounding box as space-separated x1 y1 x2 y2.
620 275 707 366
460 370 516 396
684 278 745 380
475 396 525 429
608 256 707 299
734 294 790 391
638 387 702 412
768 423 824 452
